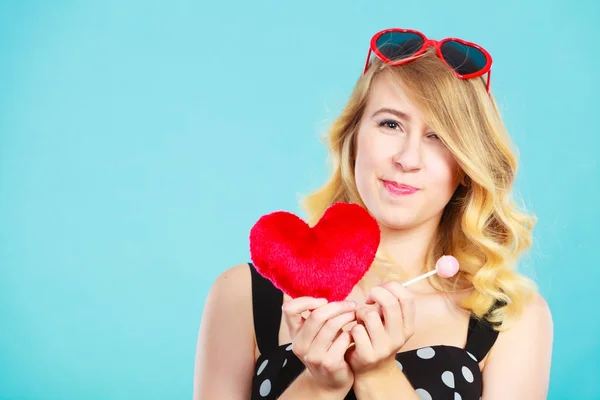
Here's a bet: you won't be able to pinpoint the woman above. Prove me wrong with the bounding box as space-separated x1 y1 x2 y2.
193 28 553 399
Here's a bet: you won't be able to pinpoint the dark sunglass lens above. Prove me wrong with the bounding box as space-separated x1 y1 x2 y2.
376 31 424 61
440 40 487 75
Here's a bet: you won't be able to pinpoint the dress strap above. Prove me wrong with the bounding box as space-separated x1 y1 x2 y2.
249 262 284 355
465 300 505 362
464 315 499 362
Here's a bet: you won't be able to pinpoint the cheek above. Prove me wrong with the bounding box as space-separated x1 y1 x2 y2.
355 131 392 173
354 132 384 202
426 151 461 188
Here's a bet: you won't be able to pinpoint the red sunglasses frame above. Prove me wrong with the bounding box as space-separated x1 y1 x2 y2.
363 28 493 93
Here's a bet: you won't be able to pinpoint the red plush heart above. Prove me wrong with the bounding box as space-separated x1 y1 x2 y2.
249 202 380 302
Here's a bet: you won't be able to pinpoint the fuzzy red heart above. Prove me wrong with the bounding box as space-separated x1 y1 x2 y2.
249 202 380 302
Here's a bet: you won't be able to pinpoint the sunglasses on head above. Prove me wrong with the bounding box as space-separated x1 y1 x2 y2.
363 28 493 93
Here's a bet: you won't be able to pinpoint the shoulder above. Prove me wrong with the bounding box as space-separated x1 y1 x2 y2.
480 292 553 398
211 262 253 288
495 292 553 346
201 262 255 340
205 263 253 309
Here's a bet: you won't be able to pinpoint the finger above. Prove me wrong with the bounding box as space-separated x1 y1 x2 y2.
309 311 356 354
355 303 382 323
296 301 356 348
330 319 357 344
362 309 388 347
381 282 416 336
330 320 357 356
327 330 352 358
282 297 328 336
366 286 403 338
342 320 358 332
282 297 328 315
350 323 373 356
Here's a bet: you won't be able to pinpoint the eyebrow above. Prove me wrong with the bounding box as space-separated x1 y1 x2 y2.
371 107 412 122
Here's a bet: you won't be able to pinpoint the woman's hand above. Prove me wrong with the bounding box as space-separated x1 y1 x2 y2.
346 282 416 380
282 297 357 395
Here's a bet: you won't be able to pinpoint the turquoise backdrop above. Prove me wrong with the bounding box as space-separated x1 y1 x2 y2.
1 0 598 398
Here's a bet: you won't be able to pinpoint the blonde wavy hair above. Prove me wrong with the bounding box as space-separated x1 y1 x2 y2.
300 49 538 330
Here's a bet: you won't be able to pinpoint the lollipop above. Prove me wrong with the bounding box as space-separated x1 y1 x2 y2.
401 255 459 287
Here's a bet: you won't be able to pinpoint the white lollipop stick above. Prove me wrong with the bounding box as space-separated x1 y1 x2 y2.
402 270 438 287
401 255 459 287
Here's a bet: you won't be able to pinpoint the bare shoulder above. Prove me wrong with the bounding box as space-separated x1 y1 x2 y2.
496 292 553 345
193 262 256 400
200 262 254 326
199 262 255 344
209 262 253 298
481 292 554 399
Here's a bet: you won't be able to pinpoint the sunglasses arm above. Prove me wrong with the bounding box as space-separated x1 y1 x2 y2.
363 48 372 75
486 69 492 93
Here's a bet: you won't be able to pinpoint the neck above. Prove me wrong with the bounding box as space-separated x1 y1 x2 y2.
377 216 441 282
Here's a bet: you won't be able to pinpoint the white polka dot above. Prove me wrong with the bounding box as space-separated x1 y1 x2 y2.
416 347 436 359
285 344 293 351
455 393 462 400
441 370 455 388
282 358 287 368
462 366 474 383
259 379 271 397
467 351 477 362
257 359 268 375
415 388 432 400
395 360 403 371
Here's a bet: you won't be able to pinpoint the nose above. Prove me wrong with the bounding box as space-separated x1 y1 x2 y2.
392 134 423 172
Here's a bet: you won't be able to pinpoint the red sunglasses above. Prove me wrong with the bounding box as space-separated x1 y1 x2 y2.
363 28 493 92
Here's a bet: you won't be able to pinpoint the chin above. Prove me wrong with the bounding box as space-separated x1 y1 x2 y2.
372 207 421 231
379 219 420 231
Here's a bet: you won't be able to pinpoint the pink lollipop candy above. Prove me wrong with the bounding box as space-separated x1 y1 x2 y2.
402 255 459 287
435 255 460 278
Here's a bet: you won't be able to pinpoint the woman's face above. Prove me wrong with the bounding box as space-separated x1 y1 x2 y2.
354 73 463 231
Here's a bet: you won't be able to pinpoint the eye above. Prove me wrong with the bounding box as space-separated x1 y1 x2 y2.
378 119 403 131
427 133 441 140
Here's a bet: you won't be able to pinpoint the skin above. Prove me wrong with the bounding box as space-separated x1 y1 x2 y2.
192 73 553 399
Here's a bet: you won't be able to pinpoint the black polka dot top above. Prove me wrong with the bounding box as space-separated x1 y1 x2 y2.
248 263 500 400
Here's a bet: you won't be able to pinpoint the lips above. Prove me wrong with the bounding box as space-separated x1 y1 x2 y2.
381 180 419 195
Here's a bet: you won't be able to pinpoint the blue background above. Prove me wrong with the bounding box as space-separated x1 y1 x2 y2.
1 0 598 398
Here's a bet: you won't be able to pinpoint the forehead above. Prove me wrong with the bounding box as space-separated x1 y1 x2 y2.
364 72 426 121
